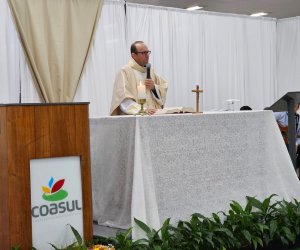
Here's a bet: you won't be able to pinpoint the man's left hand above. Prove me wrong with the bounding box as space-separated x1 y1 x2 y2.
147 108 157 115
144 79 155 90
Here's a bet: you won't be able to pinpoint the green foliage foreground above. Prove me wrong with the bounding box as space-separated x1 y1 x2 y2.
110 194 300 250
11 195 300 250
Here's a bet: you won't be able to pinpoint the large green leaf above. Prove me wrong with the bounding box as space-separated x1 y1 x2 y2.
212 213 221 223
160 218 171 241
134 218 152 234
269 220 278 239
230 201 243 214
214 228 234 239
48 243 62 250
282 226 296 243
262 194 277 212
241 230 252 243
246 196 263 211
252 236 263 248
68 224 83 246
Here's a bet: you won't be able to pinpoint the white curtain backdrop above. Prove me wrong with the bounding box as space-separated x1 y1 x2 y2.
0 0 298 116
0 0 21 103
202 13 277 110
74 0 127 117
0 0 42 104
277 17 300 99
126 5 205 109
126 4 277 111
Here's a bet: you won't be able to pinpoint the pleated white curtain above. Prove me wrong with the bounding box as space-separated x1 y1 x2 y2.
74 0 127 117
203 13 277 110
0 0 294 116
126 3 277 110
126 4 205 109
0 0 125 115
0 0 21 103
277 17 300 99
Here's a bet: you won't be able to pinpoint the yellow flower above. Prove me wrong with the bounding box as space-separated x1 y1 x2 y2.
91 244 115 250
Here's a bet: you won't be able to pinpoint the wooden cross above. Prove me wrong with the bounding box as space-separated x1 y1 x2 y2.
192 85 203 113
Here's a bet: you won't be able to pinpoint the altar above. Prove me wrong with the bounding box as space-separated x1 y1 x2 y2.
90 111 300 238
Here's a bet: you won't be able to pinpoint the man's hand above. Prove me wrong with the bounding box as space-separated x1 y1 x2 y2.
147 108 157 115
144 79 155 90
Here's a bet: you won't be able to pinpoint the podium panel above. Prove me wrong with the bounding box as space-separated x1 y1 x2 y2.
0 103 92 249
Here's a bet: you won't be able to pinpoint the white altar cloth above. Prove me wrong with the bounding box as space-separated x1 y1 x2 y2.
90 111 300 239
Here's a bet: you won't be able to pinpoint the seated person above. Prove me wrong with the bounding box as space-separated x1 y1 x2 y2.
274 103 300 144
274 103 300 172
110 41 168 115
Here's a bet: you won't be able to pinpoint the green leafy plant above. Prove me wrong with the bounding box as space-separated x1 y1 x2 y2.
48 224 103 250
11 247 21 250
110 195 300 250
12 195 300 250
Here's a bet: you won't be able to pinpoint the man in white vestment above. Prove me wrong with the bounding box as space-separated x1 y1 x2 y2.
110 41 168 115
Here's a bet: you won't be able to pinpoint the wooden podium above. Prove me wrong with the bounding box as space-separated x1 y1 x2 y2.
0 103 92 249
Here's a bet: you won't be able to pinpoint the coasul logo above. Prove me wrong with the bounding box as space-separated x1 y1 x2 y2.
32 177 81 218
42 177 68 201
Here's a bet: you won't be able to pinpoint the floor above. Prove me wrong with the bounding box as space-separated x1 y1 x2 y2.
93 222 126 238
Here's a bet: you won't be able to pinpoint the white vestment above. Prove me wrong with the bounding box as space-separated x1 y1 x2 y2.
110 58 168 115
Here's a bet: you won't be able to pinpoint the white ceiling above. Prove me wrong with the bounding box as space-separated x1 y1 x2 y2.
126 0 300 19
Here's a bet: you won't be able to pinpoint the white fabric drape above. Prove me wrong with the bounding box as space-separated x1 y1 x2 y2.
202 13 277 110
74 1 129 117
126 5 205 109
0 0 21 103
74 0 127 117
277 17 300 99
0 0 48 104
90 112 300 236
126 4 277 111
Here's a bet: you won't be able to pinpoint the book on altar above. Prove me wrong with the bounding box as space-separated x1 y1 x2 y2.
155 106 195 115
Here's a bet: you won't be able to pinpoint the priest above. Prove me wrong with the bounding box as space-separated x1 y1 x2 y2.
110 41 168 115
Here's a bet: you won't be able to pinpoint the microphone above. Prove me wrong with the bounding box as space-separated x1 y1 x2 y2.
146 63 151 79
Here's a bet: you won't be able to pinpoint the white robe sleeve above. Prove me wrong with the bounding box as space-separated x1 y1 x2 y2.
120 99 141 115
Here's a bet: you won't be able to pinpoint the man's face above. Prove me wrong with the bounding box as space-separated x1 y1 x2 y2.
131 43 150 66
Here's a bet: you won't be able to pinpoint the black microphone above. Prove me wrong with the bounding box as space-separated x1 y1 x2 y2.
146 63 151 79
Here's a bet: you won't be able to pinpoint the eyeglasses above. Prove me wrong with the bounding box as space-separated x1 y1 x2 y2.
136 51 151 56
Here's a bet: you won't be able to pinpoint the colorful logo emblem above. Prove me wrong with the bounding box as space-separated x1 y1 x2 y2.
42 177 68 202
